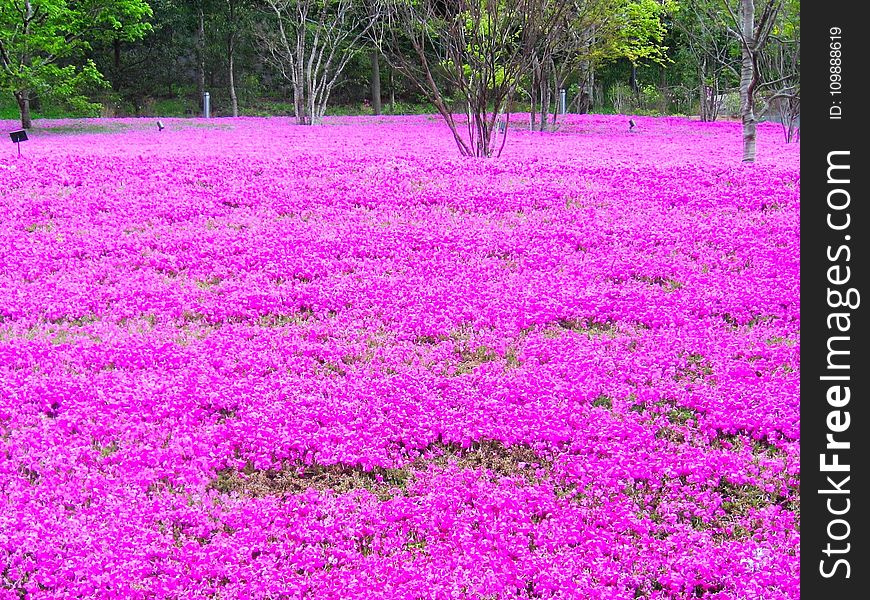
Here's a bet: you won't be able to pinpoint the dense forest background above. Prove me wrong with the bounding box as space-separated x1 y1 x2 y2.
1 1 799 137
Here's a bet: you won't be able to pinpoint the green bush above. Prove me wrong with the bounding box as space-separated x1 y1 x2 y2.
721 92 741 117
0 95 95 121
607 83 633 114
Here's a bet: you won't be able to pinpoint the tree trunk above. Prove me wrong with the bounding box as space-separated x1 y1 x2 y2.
551 75 560 128
387 65 395 113
739 0 758 162
587 27 596 108
698 64 709 122
476 114 489 157
740 59 757 162
228 43 238 117
197 4 206 110
15 91 32 129
529 60 538 130
293 34 306 124
16 9 34 130
539 76 548 132
587 68 595 108
227 2 239 117
659 66 668 114
227 30 238 117
699 83 707 122
529 90 536 130
112 40 122 91
314 89 328 125
294 81 305 124
371 51 382 115
578 59 594 113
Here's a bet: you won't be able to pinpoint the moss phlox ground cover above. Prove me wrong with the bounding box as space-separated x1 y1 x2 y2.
0 114 798 599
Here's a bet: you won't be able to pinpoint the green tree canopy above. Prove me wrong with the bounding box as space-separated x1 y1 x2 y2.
593 0 675 65
0 0 152 127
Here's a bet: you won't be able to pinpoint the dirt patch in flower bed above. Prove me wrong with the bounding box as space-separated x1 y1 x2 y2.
209 440 551 500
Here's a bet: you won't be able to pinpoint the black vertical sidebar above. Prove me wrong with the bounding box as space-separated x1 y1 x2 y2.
802 1 868 595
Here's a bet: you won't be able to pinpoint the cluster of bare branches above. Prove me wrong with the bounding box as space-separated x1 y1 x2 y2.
373 0 574 157
256 0 378 125
759 21 799 142
675 0 737 122
525 0 630 131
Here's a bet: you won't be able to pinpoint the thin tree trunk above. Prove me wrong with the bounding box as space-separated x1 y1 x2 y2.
197 4 206 110
371 51 382 115
740 60 757 162
529 89 536 130
227 2 239 117
629 63 639 95
578 58 593 114
388 65 395 113
698 63 708 121
711 79 719 121
294 31 306 124
552 70 563 127
659 66 667 114
295 81 305 124
739 0 758 162
529 61 538 130
586 27 596 108
228 41 238 117
113 40 122 91
15 90 32 129
476 114 489 157
539 76 548 132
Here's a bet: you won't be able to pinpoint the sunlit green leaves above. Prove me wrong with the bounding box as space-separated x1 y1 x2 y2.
0 0 152 123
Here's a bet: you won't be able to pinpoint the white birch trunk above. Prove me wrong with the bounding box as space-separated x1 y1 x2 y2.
739 0 758 162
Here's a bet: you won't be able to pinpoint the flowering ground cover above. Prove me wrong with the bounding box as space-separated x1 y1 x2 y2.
0 114 798 599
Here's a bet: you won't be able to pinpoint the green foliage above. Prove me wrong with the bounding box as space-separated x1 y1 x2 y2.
595 0 676 66
607 81 632 113
0 0 152 124
35 60 106 114
772 0 799 38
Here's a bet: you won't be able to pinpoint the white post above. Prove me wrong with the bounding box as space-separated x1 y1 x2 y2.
203 92 211 118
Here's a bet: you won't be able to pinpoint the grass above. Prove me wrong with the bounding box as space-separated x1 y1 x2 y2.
633 275 683 292
716 480 774 518
209 461 414 501
675 352 714 383
0 101 95 122
591 395 613 410
452 345 499 375
31 123 130 135
207 440 551 500
94 441 120 458
547 317 621 338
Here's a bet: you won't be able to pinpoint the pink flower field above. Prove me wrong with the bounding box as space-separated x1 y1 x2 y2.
0 115 799 599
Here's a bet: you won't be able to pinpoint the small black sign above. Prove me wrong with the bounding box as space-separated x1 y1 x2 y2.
10 130 28 143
